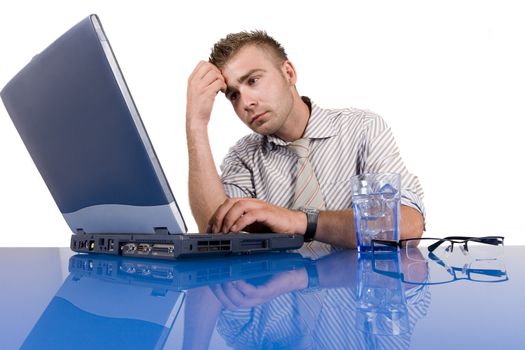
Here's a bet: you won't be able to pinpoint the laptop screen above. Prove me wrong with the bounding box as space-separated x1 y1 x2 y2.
1 15 186 235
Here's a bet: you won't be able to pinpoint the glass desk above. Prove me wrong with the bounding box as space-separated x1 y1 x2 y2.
1 246 523 349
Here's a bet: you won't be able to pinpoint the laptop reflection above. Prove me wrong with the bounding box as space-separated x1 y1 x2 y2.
21 252 309 349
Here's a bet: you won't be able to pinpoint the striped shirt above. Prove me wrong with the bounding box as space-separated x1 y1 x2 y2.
220 97 425 218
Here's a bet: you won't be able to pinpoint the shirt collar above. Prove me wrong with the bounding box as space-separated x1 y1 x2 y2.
266 97 338 147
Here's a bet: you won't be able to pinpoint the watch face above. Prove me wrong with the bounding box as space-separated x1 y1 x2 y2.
300 207 319 214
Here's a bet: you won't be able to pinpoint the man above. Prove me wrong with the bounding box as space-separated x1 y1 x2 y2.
186 31 424 248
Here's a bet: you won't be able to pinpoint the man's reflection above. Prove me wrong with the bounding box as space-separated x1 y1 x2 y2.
184 250 431 350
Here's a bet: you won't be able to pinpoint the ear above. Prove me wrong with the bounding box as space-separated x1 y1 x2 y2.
281 60 297 86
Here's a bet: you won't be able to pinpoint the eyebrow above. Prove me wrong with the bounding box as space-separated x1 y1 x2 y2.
225 69 266 97
237 69 265 84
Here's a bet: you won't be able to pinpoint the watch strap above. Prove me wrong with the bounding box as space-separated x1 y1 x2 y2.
304 260 320 290
299 207 319 242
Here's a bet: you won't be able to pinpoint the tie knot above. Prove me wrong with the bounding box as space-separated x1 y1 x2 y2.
288 138 310 158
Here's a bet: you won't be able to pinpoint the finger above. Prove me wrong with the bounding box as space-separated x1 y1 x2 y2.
209 77 227 95
232 280 260 297
221 200 265 232
227 281 266 306
222 281 254 308
200 68 223 88
188 60 208 82
190 60 210 77
210 284 238 310
209 198 241 233
201 68 226 94
229 209 269 233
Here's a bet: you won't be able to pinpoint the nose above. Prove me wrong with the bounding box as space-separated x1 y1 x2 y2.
240 88 257 112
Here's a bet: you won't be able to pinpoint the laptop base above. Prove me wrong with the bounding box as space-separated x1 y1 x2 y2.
71 233 304 260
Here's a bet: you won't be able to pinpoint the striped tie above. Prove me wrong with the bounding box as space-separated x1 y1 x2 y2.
288 138 331 254
288 138 326 210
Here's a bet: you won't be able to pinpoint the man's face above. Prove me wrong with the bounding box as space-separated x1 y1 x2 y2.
221 45 295 136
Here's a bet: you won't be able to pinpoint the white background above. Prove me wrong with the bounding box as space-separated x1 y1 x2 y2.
1 0 523 247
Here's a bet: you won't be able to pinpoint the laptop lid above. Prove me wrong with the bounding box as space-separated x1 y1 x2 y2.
1 14 186 235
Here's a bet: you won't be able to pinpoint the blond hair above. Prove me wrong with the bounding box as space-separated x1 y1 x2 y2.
209 30 287 69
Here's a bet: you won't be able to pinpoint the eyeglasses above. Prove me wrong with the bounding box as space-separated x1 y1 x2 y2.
372 236 505 262
371 236 507 285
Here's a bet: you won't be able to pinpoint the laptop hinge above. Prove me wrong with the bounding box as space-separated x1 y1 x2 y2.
154 227 170 235
76 228 87 234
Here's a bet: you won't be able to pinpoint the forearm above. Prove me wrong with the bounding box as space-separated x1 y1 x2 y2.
314 210 357 248
182 287 222 350
185 61 228 232
187 124 227 232
311 205 424 248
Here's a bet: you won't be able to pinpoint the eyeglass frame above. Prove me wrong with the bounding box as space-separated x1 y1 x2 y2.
372 250 509 285
371 236 507 285
372 236 505 255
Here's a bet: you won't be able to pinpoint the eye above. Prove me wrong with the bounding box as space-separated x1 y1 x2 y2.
248 77 259 85
228 91 239 102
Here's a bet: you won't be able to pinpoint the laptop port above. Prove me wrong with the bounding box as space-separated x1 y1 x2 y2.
197 241 209 252
137 243 152 254
196 240 231 252
151 265 175 280
121 243 137 255
151 244 175 257
221 240 231 251
108 239 114 252
240 239 268 250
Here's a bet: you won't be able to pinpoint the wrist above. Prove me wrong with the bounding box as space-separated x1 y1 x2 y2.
305 261 320 289
186 118 209 133
298 207 320 242
295 209 308 235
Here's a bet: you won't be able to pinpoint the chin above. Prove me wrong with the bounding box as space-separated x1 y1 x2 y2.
255 126 279 136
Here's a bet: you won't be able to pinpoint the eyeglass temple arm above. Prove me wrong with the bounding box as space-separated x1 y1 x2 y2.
428 239 449 252
371 239 400 248
430 253 507 278
471 236 505 245
428 252 447 267
428 236 505 252
465 267 507 277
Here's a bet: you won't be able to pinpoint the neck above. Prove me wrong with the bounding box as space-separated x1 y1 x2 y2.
275 94 310 142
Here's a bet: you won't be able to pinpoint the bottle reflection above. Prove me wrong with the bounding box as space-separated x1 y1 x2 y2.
357 251 410 337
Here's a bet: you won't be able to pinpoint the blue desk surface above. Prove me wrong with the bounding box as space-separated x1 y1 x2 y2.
1 246 523 349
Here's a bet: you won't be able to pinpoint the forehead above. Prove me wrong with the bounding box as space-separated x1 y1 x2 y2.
221 45 280 81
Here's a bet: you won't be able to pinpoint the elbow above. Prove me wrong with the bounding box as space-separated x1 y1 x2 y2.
400 206 425 240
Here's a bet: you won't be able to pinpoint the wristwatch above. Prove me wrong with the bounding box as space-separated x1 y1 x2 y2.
299 207 319 242
303 259 320 291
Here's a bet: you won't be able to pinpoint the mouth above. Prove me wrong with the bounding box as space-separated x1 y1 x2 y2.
250 112 267 124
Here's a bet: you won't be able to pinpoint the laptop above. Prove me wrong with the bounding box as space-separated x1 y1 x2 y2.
21 252 310 348
0 14 304 259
